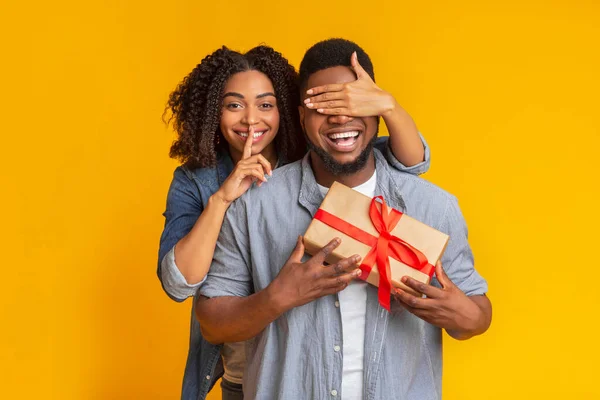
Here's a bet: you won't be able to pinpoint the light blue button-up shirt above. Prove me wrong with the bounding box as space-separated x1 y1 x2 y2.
158 137 431 399
200 149 488 400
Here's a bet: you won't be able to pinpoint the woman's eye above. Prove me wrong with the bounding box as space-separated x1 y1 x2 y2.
259 103 274 109
226 103 242 109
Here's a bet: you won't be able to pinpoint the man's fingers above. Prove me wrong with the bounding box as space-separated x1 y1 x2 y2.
392 288 430 309
310 238 341 265
242 126 254 159
289 236 305 262
434 261 451 288
305 83 344 96
326 255 362 276
323 268 361 290
395 301 434 321
400 276 442 298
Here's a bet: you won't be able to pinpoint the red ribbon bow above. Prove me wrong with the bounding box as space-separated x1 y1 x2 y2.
314 196 434 311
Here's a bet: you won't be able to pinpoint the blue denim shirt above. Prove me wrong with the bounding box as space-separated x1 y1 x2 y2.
157 136 431 400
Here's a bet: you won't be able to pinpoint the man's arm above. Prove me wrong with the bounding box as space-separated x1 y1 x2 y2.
197 236 363 344
448 294 492 340
196 290 282 344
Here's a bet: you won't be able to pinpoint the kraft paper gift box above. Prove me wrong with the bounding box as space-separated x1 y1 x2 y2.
303 181 449 309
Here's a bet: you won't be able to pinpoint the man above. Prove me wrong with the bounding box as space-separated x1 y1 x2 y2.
196 38 492 400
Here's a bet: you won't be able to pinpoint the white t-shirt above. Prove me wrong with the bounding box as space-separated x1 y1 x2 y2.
317 172 376 400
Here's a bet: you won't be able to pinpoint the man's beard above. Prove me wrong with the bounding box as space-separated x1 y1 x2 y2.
306 134 377 176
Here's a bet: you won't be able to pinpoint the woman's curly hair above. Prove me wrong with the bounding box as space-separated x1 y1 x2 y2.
165 45 305 168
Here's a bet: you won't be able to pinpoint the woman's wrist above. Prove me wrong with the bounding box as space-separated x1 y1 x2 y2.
209 190 232 209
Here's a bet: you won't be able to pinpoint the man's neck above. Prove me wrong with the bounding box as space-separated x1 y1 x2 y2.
309 151 376 188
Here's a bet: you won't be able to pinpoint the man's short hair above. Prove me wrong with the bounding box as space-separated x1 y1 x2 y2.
298 38 375 94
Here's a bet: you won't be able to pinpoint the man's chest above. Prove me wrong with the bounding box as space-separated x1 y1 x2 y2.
247 205 314 290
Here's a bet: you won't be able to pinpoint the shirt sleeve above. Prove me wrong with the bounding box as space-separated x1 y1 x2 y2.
157 167 205 302
160 246 207 300
375 132 431 175
434 196 488 296
199 199 253 299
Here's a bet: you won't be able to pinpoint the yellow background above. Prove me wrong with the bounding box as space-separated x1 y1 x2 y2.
2 0 599 399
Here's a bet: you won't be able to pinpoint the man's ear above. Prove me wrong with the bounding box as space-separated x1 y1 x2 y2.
298 106 305 132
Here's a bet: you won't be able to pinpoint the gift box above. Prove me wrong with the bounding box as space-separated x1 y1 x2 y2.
303 181 449 310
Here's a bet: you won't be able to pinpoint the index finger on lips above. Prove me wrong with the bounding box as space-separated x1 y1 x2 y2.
242 126 254 159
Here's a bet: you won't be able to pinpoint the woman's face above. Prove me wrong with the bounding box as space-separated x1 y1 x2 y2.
220 70 280 160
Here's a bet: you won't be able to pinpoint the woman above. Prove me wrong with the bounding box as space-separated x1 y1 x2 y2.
158 45 431 400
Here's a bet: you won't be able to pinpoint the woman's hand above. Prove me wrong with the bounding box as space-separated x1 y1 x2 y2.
214 127 272 205
304 51 396 117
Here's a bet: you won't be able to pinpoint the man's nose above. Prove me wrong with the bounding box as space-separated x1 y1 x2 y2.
327 114 354 125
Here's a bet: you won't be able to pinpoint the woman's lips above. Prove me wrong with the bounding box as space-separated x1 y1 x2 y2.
234 129 268 143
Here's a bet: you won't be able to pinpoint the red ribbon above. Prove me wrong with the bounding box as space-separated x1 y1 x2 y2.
314 196 434 311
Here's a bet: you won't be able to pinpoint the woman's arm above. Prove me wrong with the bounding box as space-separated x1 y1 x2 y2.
381 102 424 167
159 133 272 297
172 193 230 285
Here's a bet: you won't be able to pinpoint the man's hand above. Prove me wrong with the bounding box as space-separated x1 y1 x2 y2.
268 236 363 312
304 51 397 117
196 236 362 344
392 261 491 340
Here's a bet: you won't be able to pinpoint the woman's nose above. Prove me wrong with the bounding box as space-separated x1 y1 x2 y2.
242 108 259 125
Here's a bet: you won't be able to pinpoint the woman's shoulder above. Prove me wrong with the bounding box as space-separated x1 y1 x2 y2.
177 151 233 189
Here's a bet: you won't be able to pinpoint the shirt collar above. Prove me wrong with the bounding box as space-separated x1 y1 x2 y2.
298 148 407 217
216 150 234 186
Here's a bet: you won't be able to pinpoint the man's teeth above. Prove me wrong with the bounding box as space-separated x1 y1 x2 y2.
328 131 359 140
239 131 266 138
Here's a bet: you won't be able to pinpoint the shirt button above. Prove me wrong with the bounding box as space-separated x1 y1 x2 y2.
334 301 340 308
331 389 338 396
205 375 211 380
334 345 341 352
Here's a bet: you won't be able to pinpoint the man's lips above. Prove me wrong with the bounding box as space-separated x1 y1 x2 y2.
327 130 360 140
323 129 362 152
323 126 364 136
